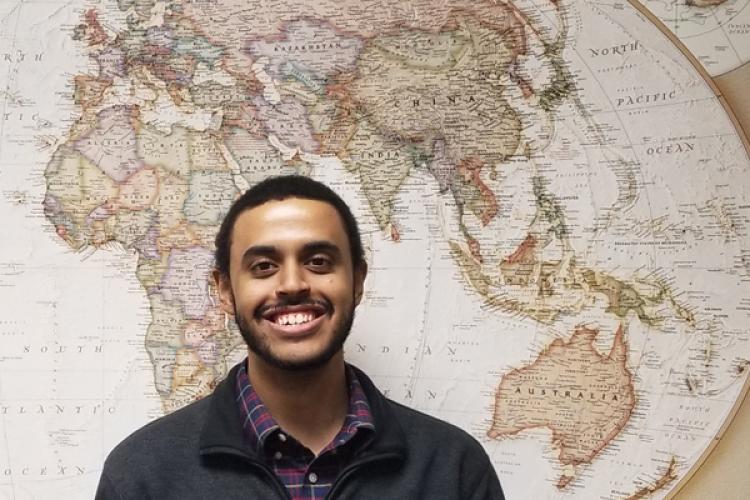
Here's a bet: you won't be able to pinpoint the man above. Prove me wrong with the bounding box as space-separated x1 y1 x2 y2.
96 175 504 499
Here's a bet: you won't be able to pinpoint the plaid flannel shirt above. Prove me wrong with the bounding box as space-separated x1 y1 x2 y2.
235 362 375 500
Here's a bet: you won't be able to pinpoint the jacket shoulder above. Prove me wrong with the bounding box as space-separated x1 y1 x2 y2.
103 395 211 474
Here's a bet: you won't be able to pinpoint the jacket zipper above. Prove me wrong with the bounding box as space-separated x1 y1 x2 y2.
324 452 402 499
201 446 292 500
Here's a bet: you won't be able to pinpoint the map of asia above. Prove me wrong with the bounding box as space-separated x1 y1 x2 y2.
2 0 750 498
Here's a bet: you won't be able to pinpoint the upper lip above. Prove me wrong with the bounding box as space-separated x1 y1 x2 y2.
259 302 329 322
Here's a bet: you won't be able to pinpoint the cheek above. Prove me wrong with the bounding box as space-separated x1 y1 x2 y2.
313 277 351 303
333 282 357 303
233 284 264 308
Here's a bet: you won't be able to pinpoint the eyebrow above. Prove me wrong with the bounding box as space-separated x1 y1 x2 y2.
240 240 343 263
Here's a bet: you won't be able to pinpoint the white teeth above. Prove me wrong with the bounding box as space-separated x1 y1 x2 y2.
275 312 314 326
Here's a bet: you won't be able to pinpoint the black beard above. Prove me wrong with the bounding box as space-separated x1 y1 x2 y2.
235 302 355 372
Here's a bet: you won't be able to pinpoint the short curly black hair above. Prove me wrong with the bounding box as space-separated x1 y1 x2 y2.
214 175 365 276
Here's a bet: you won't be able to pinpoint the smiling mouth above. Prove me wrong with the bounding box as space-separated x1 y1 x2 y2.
260 302 329 330
272 311 318 326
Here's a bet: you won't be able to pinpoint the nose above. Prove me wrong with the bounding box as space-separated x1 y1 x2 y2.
275 263 310 298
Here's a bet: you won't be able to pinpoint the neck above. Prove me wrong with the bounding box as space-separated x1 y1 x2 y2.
246 352 349 455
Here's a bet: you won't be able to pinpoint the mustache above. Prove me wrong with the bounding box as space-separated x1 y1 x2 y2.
253 298 332 318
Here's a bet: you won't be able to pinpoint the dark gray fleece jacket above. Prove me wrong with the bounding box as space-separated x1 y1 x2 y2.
95 363 505 500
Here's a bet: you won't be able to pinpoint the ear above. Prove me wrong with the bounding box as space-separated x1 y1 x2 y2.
213 269 236 316
353 260 368 306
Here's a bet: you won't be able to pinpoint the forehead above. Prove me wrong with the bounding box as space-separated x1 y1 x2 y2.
230 197 350 253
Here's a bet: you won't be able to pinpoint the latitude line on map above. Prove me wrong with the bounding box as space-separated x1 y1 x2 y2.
578 95 736 114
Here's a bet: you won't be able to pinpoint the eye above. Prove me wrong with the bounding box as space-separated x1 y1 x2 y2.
307 255 333 272
250 260 276 276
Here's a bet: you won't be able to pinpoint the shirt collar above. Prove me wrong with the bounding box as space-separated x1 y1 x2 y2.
235 360 375 452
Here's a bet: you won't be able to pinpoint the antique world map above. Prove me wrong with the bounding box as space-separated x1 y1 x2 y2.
1 0 750 498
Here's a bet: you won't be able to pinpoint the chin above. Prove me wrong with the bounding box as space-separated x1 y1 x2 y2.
255 348 342 371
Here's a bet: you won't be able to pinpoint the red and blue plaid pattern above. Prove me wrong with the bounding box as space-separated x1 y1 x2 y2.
235 361 375 499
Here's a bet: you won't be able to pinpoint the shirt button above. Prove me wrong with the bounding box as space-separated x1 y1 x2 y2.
273 451 282 460
308 472 318 484
278 433 287 442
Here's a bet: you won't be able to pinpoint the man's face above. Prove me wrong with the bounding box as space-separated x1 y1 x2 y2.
215 197 366 371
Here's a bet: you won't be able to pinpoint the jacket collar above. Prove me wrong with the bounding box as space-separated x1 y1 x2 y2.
198 361 407 463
